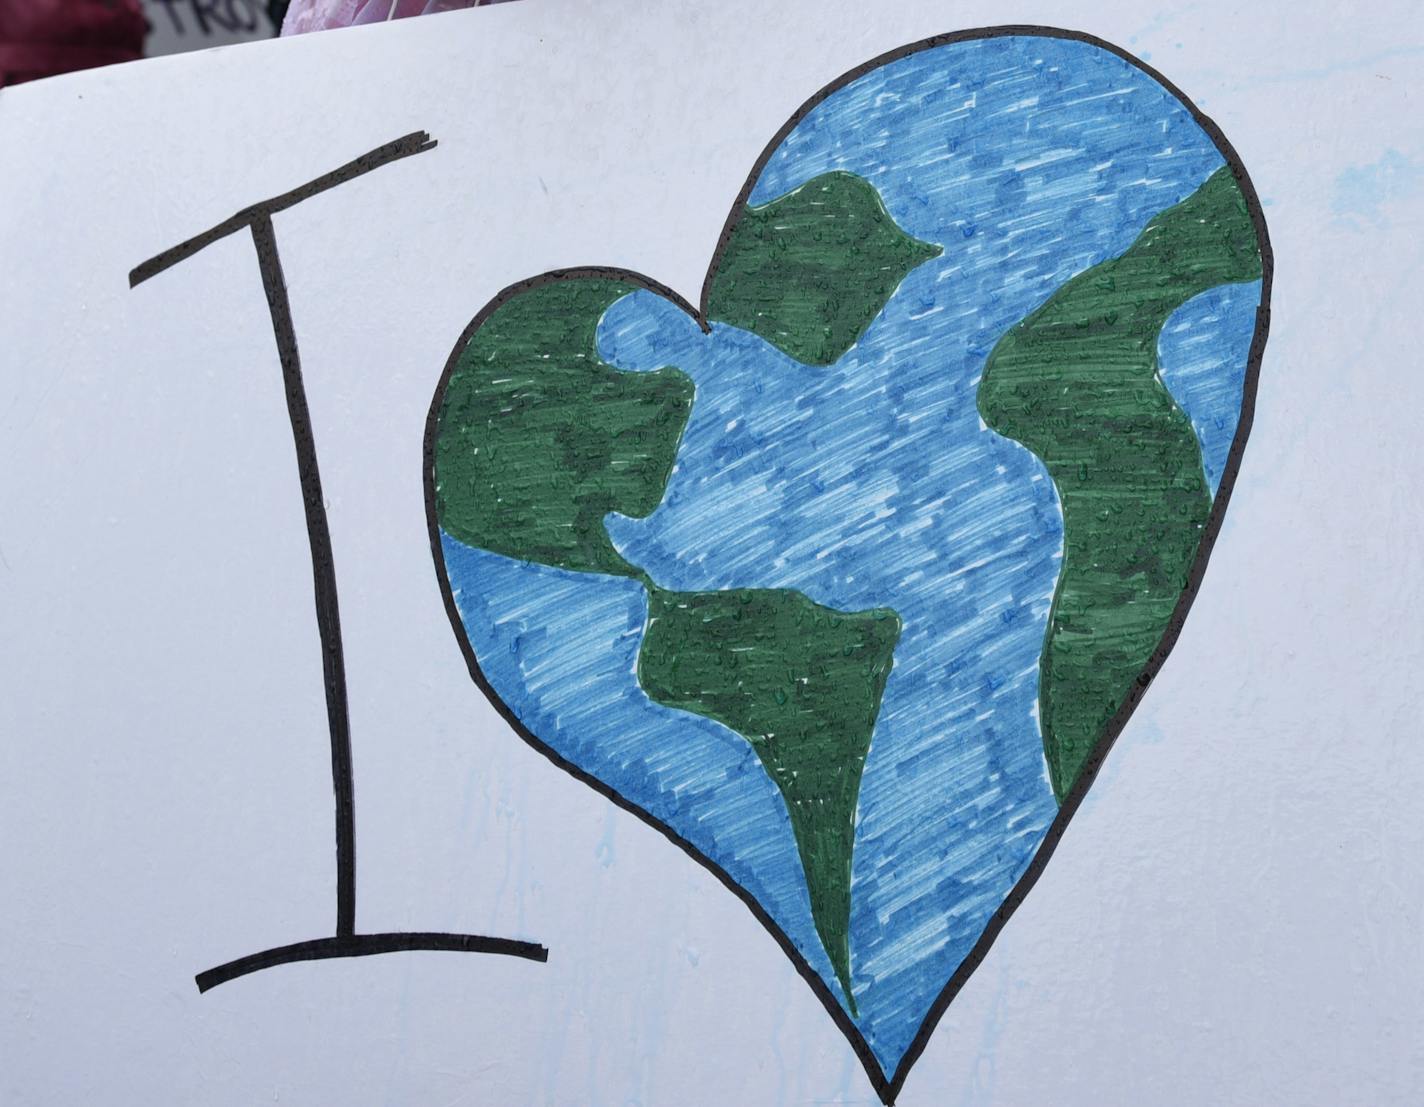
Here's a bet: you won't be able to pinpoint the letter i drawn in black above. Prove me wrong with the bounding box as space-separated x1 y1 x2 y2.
130 131 549 992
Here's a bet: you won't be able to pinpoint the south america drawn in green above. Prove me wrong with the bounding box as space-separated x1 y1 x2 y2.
639 588 900 1013
430 195 931 1011
978 166 1263 801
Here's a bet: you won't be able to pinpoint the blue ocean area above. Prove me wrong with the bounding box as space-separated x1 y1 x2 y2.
1158 280 1263 494
442 35 1261 1076
441 533 842 993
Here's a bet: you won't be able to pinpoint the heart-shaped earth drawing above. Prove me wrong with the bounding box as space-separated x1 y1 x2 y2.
424 27 1269 1103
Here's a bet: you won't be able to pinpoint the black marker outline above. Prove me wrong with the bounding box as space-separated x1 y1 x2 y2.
421 27 1271 1105
195 932 547 993
130 131 437 287
131 130 549 991
250 211 358 937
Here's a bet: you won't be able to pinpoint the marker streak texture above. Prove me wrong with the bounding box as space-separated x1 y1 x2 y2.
443 36 1249 1072
1158 280 1263 495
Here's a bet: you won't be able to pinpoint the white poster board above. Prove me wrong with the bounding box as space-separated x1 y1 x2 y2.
2 2 1421 1103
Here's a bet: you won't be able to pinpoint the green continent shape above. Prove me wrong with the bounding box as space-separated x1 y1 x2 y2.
978 166 1263 802
433 273 905 1012
638 587 902 1013
706 170 941 365
433 277 694 577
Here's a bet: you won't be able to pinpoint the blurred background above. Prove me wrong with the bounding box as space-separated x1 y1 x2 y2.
0 0 516 86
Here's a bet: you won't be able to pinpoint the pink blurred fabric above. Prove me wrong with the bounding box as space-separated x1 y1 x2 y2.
0 0 146 87
282 0 510 35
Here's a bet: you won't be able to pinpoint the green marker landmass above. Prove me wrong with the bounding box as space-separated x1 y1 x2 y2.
639 586 899 1012
978 166 1263 801
707 170 941 365
432 251 915 1011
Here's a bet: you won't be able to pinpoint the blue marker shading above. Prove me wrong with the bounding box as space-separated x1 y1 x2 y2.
1157 280 1262 494
442 34 1260 1076
441 535 842 994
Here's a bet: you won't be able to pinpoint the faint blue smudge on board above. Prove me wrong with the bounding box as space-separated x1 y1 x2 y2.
1331 148 1422 228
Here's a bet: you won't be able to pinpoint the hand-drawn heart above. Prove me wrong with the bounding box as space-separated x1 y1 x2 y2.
423 27 1270 1104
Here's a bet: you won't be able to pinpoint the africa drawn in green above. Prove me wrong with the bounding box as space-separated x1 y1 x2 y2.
979 166 1262 799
